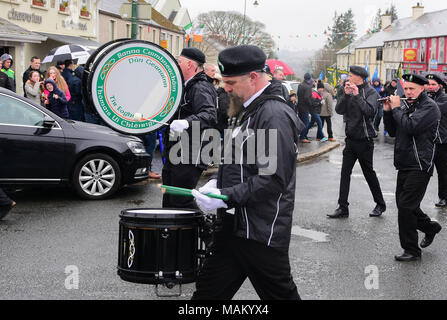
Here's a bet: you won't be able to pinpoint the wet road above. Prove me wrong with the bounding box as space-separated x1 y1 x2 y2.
1 114 447 300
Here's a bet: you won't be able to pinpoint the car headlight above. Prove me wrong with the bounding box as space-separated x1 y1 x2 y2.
127 141 146 154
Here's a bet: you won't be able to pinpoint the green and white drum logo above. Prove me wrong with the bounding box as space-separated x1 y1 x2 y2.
91 42 183 135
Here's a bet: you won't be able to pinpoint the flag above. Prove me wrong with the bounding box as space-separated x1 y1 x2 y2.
394 62 402 80
184 22 193 43
193 25 205 43
372 66 379 81
318 71 324 80
365 60 369 82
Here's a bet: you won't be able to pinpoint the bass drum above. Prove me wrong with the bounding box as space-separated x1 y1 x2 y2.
82 39 184 135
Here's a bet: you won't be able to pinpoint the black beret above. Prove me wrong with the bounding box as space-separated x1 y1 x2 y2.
403 73 429 86
181 47 206 64
426 72 445 85
349 66 369 79
218 45 267 77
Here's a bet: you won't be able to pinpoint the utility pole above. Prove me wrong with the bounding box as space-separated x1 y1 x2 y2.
131 0 138 39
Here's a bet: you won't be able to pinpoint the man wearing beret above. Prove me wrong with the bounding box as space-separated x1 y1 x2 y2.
383 73 442 262
328 66 386 219
162 47 217 209
425 73 447 208
191 45 302 300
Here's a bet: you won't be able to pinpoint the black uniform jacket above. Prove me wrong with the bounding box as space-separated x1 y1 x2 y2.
164 71 217 170
297 80 312 114
335 82 379 140
383 91 440 175
430 89 447 144
218 92 302 251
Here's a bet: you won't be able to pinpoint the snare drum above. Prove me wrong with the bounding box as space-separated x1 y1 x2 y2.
117 208 203 285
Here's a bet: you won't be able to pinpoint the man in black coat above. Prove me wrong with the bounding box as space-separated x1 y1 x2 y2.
191 45 301 300
297 73 313 143
425 73 447 208
0 60 12 91
162 48 217 209
328 66 386 219
22 56 44 97
383 73 442 262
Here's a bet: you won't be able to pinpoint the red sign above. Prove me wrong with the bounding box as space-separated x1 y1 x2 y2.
403 49 418 62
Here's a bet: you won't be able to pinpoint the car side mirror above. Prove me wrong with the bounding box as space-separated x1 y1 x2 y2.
43 116 56 129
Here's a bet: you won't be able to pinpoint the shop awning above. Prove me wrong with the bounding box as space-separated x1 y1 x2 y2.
0 18 47 43
39 33 101 49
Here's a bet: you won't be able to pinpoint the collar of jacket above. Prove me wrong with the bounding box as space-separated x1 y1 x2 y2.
358 81 368 89
184 71 208 90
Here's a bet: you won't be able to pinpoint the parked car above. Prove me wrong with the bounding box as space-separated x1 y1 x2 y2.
284 81 300 95
0 88 150 200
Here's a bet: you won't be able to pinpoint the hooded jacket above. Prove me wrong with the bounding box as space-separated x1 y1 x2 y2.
44 78 69 118
428 88 447 144
383 91 440 175
164 71 217 170
335 81 379 140
218 92 302 251
1 54 16 93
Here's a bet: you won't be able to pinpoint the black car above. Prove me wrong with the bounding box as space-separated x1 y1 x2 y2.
0 88 150 200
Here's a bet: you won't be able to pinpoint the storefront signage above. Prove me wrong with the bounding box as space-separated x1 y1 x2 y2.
8 8 42 24
62 19 88 31
403 49 418 62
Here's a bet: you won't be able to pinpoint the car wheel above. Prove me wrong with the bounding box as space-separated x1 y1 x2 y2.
73 153 121 200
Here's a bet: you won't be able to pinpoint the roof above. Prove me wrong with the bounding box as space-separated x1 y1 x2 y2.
0 17 47 43
39 33 101 49
384 9 447 42
98 0 181 32
337 8 447 53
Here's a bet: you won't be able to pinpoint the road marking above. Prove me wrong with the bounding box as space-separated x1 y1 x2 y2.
291 226 329 242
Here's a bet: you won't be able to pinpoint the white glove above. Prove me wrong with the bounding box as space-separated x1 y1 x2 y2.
199 179 217 192
170 120 189 133
192 188 228 213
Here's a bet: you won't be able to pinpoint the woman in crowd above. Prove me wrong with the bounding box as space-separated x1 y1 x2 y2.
43 78 69 118
44 66 71 103
24 70 43 105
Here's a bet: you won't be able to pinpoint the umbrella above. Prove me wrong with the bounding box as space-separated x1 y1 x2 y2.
266 59 295 76
42 44 92 65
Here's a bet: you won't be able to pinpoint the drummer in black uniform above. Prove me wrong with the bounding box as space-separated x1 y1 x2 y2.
191 45 301 300
162 48 217 209
425 73 447 208
383 73 442 262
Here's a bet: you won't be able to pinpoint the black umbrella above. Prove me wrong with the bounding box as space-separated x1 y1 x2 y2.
42 44 91 64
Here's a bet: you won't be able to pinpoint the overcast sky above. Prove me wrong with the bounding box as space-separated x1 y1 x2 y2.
180 0 446 51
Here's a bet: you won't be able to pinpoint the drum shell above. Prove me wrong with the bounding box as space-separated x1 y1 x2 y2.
117 209 203 285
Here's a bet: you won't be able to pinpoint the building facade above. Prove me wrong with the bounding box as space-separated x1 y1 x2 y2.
0 0 100 94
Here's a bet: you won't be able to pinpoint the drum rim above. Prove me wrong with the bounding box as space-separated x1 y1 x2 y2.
84 39 185 135
120 208 203 219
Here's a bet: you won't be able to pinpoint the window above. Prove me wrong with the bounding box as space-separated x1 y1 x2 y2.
59 0 70 12
431 38 438 61
420 39 426 62
169 34 173 52
80 0 90 17
412 40 418 49
405 40 411 48
0 94 46 127
440 37 445 64
110 20 116 41
126 24 131 38
153 30 157 43
176 36 180 56
31 0 48 8
139 26 143 40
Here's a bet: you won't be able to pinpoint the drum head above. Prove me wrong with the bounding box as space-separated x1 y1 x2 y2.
120 208 201 220
84 39 184 135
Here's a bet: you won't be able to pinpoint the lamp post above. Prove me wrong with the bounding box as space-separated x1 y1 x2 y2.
242 0 259 44
131 0 138 39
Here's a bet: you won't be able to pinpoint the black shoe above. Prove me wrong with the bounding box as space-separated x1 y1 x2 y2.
370 204 386 217
327 207 349 219
435 199 447 208
394 252 421 262
0 201 16 220
420 222 442 249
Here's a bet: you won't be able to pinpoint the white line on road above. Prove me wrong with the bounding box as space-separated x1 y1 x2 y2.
291 226 329 243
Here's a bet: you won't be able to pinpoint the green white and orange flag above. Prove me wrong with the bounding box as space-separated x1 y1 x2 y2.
193 25 205 43
184 22 193 42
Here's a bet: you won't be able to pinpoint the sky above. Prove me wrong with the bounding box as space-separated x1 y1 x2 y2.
179 0 447 52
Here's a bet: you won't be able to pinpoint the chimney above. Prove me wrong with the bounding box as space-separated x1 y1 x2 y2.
412 3 424 20
381 14 392 29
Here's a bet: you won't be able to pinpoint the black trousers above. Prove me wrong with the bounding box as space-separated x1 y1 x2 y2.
192 217 300 300
320 116 333 139
434 144 447 200
0 187 12 207
338 138 385 209
396 170 439 256
162 162 203 209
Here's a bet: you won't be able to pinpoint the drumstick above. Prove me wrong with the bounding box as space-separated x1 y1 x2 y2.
133 113 169 126
158 184 229 201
